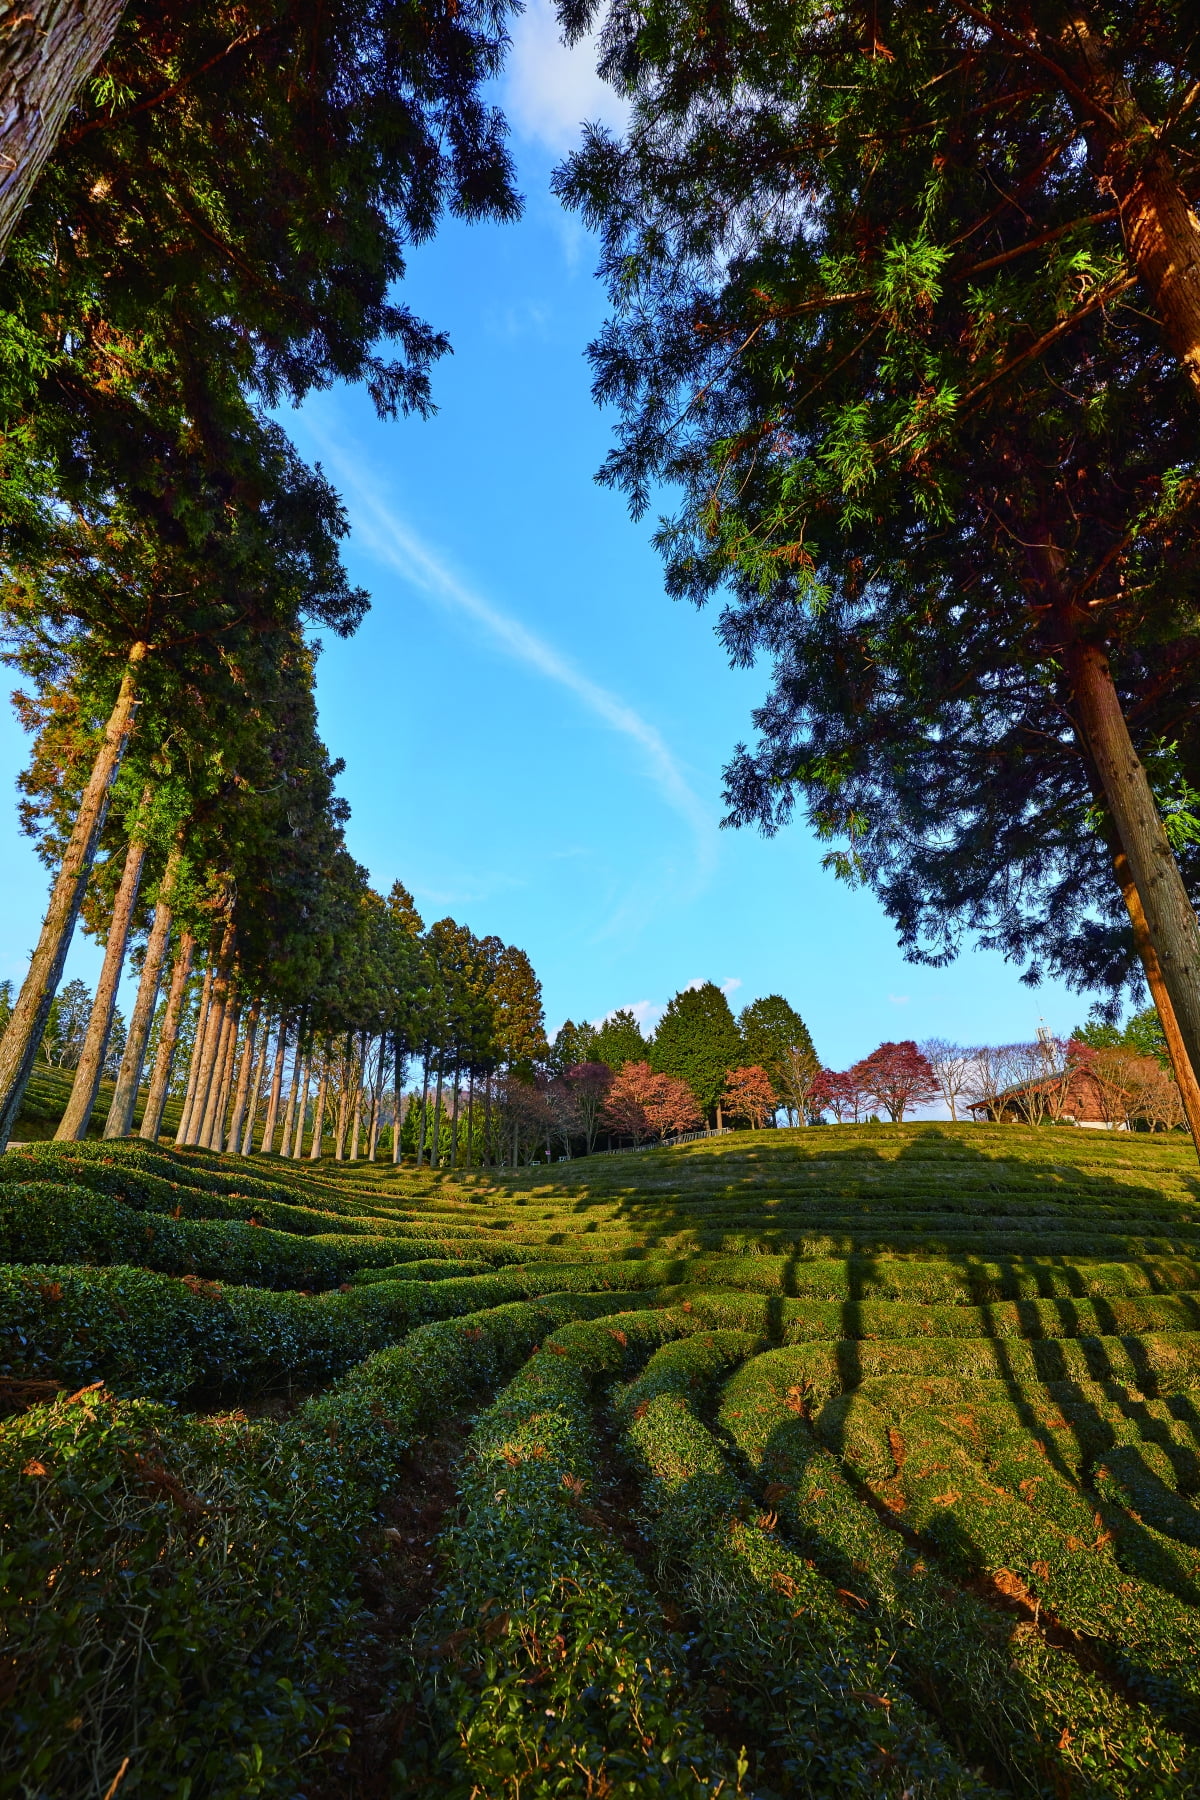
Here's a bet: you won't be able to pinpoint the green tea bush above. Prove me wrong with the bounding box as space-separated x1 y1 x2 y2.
0 1293 642 1800
11 1120 1200 1792
398 1314 745 1799
0 1181 441 1288
618 1338 992 1797
0 1144 415 1237
0 1261 665 1399
718 1353 1199 1793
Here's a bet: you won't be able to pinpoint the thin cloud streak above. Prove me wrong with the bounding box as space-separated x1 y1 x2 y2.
315 440 717 878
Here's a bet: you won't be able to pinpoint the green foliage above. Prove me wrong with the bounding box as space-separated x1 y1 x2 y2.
0 1181 413 1290
37 977 91 1068
618 1337 992 1796
651 983 742 1120
720 1356 1197 1790
398 1314 747 1797
591 1006 648 1072
0 1294 619 1799
12 1124 1200 1790
553 0 1200 1000
737 994 816 1102
0 1257 664 1400
549 1017 599 1073
1075 1005 1170 1065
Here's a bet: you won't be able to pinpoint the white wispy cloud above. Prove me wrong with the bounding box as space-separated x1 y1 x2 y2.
311 437 717 880
502 0 628 154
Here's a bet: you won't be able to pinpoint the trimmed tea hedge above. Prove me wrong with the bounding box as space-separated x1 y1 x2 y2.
11 1119 1200 1795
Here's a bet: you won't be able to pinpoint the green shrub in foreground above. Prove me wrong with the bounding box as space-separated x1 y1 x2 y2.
718 1353 1199 1794
0 1260 666 1399
399 1313 745 1799
0 1293 636 1800
618 1336 992 1798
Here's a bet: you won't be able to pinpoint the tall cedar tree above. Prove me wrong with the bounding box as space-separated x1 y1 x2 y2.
550 1018 599 1074
651 982 742 1122
0 435 363 1145
591 1007 648 1071
1 0 521 481
488 944 548 1073
555 0 1200 1136
739 996 817 1102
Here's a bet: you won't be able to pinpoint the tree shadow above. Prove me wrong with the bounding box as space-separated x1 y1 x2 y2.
502 1124 1200 1266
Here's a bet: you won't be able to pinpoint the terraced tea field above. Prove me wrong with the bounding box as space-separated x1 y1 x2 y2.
6 1123 1200 1797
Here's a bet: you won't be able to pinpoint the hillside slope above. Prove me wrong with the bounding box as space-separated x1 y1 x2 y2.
3 1123 1200 1797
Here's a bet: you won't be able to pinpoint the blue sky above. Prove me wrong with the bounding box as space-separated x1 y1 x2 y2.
0 4 1107 1067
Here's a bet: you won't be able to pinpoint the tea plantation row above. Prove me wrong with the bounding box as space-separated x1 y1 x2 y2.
4 1124 1200 1797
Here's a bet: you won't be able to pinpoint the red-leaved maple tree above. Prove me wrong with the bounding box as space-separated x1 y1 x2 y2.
852 1041 939 1123
810 1067 871 1124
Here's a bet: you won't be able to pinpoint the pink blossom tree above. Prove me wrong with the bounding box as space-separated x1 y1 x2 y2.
603 1060 701 1143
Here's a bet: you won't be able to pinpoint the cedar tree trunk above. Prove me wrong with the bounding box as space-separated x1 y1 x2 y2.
290 1051 311 1157
348 1033 366 1160
55 825 147 1140
225 999 260 1153
1068 637 1200 1133
334 1031 352 1161
175 960 213 1145
368 1037 386 1160
191 921 235 1147
0 641 146 1147
203 1000 238 1150
1052 11 1200 405
466 1070 475 1168
449 1063 461 1168
240 1012 272 1154
1113 848 1200 1140
278 1021 304 1157
139 927 194 1142
0 0 129 258
260 1015 289 1153
392 1030 404 1163
415 1053 430 1165
104 841 181 1138
431 1061 444 1168
310 1043 329 1159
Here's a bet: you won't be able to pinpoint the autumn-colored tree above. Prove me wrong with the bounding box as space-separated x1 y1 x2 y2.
722 1064 777 1130
810 1067 871 1125
853 1042 940 1124
562 1061 613 1154
604 1059 701 1144
645 1071 703 1139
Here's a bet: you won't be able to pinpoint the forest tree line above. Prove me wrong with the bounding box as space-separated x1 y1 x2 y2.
0 0 524 1151
2 4 1200 1151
